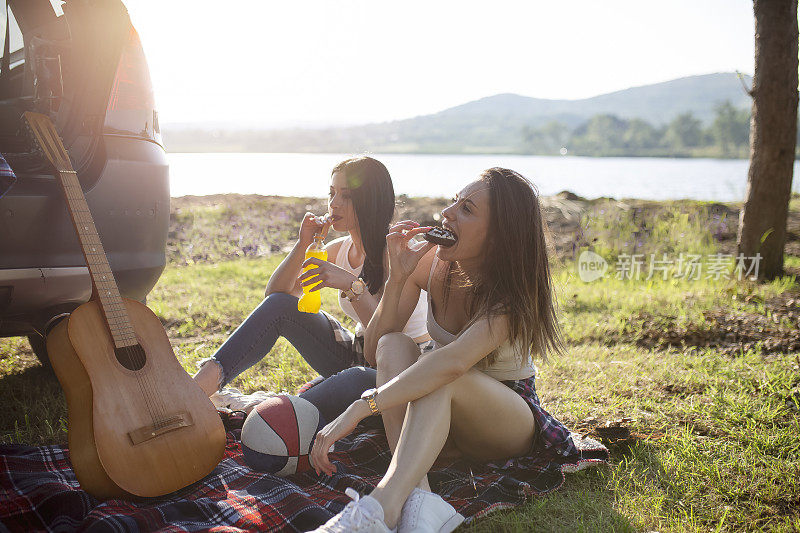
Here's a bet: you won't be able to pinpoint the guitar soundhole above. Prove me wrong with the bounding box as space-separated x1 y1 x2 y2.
115 343 147 371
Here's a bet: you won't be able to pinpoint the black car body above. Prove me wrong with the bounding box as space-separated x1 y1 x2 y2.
0 0 168 363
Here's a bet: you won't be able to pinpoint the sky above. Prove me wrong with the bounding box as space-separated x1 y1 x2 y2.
117 0 760 128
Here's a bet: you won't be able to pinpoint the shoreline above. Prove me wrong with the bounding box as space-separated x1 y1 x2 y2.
169 190 753 204
163 149 760 161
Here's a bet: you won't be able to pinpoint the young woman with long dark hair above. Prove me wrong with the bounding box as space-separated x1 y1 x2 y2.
193 156 431 410
306 168 578 533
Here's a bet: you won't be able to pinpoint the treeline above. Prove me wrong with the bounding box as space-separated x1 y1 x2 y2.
163 100 800 158
521 100 776 158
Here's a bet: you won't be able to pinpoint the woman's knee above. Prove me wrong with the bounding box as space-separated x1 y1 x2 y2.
410 370 483 410
251 292 303 325
375 332 419 371
377 332 414 350
408 380 452 411
330 366 378 390
300 366 377 420
260 291 299 313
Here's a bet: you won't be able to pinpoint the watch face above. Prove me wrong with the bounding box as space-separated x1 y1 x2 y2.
352 279 366 295
361 387 377 399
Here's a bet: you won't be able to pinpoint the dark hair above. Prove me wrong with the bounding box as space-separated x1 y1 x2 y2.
446 167 565 364
331 156 395 294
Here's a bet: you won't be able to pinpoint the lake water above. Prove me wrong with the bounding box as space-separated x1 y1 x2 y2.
167 152 800 202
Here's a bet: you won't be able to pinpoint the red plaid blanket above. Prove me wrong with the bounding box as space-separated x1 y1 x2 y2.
0 153 16 200
0 412 608 532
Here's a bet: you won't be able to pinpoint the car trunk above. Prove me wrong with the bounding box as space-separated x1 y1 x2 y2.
0 0 168 337
0 0 128 183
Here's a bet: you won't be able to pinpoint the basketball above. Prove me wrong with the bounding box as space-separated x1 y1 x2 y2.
240 394 325 476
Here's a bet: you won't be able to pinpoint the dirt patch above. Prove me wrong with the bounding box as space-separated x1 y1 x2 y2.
614 293 800 356
167 192 741 264
661 382 708 398
0 343 39 374
167 192 800 268
572 416 666 452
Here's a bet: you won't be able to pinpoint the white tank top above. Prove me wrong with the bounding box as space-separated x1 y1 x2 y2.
332 236 428 339
426 256 537 381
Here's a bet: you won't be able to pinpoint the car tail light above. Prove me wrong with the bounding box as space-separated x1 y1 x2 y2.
104 26 161 144
107 27 154 112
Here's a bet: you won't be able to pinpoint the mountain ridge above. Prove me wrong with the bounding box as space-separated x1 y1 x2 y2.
163 72 756 155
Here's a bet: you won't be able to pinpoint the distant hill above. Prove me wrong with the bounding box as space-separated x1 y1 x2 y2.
163 72 754 154
436 72 752 127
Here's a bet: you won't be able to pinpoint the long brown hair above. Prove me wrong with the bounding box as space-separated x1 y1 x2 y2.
331 157 395 294
445 167 565 365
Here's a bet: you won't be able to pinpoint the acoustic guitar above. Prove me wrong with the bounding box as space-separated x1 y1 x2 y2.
24 111 226 499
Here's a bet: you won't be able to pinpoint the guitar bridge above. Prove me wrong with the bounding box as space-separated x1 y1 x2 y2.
128 412 195 445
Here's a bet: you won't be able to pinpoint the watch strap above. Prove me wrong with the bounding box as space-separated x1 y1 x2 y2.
342 278 364 302
341 288 357 301
361 389 380 415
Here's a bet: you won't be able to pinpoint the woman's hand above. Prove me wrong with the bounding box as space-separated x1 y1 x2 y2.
298 212 328 247
299 257 358 292
310 400 371 476
386 221 436 279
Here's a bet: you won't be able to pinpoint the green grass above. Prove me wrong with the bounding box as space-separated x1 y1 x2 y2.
1 197 799 531
149 256 353 393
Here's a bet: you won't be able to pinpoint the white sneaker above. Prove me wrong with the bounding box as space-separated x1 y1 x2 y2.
397 488 464 533
209 387 275 412
310 487 395 532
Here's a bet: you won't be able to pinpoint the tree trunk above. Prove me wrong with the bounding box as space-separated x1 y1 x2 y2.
737 0 799 280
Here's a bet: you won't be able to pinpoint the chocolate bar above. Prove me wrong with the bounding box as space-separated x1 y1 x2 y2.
423 227 457 247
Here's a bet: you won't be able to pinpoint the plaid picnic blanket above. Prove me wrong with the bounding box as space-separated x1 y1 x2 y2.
0 153 16 200
0 408 608 533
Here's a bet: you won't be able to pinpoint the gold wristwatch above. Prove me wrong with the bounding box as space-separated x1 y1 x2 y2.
342 278 366 302
360 388 380 415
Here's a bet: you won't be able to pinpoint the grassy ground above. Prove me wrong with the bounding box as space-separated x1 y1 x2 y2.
1 195 799 532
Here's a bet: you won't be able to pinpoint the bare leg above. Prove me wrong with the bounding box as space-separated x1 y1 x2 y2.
194 360 222 396
375 333 432 492
369 369 536 528
375 333 420 452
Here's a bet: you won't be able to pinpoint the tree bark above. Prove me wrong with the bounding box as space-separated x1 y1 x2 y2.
737 0 799 280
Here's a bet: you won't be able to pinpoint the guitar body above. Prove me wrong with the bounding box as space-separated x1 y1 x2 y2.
48 298 226 499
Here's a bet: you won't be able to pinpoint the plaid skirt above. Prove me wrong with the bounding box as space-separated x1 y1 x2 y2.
422 341 577 464
490 375 579 470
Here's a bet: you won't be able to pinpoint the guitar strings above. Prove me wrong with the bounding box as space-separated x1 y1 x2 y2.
120 343 167 426
63 172 167 427
75 237 166 424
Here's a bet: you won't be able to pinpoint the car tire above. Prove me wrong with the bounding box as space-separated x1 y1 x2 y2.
27 334 53 371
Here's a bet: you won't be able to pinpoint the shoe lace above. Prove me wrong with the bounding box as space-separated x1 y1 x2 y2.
328 488 372 530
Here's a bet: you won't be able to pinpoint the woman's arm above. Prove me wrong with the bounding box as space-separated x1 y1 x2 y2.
298 246 381 327
362 221 435 366
362 262 427 366
371 313 510 411
265 212 332 298
265 239 308 298
345 288 380 330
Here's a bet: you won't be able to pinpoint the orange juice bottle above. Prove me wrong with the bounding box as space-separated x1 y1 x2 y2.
298 234 328 313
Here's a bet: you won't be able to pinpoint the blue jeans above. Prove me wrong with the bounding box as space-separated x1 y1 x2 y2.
204 292 379 424
301 366 383 428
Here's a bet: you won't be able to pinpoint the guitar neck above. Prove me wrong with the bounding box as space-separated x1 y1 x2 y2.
58 169 137 349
